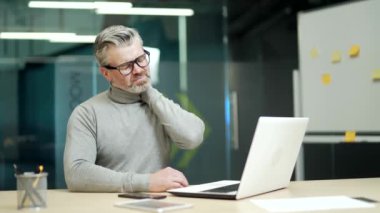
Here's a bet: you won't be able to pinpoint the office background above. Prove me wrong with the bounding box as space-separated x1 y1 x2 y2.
1 0 379 190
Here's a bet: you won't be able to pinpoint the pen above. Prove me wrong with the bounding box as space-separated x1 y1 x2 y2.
31 165 46 206
33 165 44 188
13 163 22 175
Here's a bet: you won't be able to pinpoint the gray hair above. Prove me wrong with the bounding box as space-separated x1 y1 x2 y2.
94 25 143 66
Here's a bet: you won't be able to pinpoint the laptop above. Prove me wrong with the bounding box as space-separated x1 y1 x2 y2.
168 116 309 200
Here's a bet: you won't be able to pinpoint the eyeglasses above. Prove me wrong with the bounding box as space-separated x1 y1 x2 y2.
103 49 150 76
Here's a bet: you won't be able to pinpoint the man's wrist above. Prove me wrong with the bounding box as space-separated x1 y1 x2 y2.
131 173 150 192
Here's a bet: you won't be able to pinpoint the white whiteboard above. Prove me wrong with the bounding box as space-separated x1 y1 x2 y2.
297 0 380 132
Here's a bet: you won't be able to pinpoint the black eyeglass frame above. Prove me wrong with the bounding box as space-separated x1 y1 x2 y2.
103 49 150 76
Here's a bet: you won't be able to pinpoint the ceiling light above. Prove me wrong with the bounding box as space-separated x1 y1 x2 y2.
0 32 76 40
29 1 95 9
96 7 194 16
28 1 192 16
49 35 96 43
28 1 132 10
0 32 96 43
93 2 133 9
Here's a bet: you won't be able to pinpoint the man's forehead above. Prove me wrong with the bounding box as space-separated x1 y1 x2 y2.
107 45 143 64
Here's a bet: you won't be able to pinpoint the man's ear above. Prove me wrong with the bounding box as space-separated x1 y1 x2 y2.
99 67 112 82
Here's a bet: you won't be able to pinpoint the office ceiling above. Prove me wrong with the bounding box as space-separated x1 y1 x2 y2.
0 0 354 64
227 0 353 39
0 0 222 63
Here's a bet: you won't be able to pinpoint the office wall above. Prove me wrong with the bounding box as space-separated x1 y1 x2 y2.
227 0 380 181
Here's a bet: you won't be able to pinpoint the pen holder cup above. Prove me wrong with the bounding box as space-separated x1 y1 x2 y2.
15 172 48 209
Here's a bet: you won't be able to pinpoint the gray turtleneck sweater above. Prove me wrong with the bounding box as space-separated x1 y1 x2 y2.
63 86 205 192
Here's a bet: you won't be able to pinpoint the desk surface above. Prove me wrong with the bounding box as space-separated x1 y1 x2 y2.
1 178 379 213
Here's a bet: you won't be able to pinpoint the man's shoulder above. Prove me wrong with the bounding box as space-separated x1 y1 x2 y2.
68 90 110 124
86 90 109 104
74 90 109 112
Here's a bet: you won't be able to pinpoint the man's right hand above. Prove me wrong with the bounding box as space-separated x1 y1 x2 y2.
149 167 189 192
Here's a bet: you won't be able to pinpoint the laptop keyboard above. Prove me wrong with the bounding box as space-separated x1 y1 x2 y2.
203 183 240 193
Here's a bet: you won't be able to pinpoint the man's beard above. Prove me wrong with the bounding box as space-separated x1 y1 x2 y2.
125 74 151 94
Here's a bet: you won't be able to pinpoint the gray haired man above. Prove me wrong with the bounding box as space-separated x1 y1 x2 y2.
64 25 205 192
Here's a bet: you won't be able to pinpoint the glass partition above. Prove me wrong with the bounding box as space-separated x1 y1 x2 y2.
0 1 230 189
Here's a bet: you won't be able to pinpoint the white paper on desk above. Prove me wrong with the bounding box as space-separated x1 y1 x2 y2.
251 196 375 212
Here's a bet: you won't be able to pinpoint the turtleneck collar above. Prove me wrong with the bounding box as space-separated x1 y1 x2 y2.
107 86 141 104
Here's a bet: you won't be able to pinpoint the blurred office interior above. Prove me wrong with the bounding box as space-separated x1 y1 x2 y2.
1 0 379 190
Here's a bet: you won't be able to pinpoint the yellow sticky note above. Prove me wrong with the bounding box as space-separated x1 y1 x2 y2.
344 131 356 142
372 69 380 81
348 44 360 57
321 73 332 85
331 51 342 63
310 48 319 59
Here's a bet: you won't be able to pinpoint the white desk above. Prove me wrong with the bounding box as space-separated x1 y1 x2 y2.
1 178 379 212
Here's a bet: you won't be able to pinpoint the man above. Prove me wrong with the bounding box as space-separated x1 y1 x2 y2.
64 25 205 192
